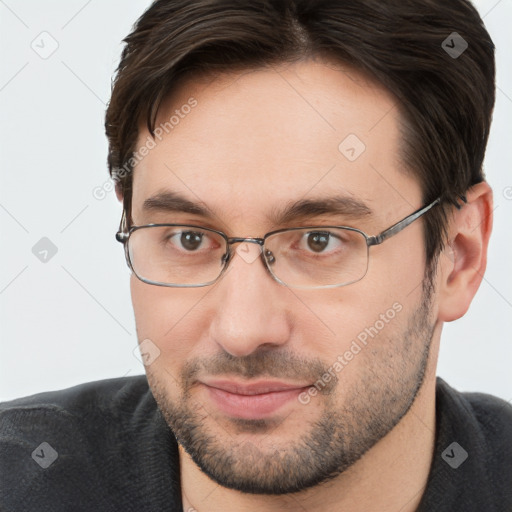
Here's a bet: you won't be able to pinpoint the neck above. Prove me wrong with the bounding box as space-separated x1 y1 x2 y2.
179 370 437 512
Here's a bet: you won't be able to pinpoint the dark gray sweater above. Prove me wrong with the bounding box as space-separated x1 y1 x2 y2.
1 376 511 511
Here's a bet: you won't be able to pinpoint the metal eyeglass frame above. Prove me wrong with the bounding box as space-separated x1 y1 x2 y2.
115 196 444 289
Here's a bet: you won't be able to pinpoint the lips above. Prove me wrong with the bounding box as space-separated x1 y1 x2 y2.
200 379 311 420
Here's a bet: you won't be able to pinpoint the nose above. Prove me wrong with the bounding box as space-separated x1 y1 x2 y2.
208 242 291 358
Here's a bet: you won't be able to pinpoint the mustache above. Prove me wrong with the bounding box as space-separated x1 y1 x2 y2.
180 349 338 393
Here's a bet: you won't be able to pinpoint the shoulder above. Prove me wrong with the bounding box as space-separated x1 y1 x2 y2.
460 385 512 433
436 378 512 450
0 375 154 439
0 374 151 418
420 378 512 511
0 376 165 511
454 382 512 479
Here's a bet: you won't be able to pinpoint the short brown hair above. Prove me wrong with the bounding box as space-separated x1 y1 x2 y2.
105 0 495 266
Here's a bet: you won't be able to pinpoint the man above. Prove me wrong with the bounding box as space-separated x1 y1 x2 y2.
1 0 511 510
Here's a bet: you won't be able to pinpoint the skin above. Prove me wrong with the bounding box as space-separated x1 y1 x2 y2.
120 57 493 512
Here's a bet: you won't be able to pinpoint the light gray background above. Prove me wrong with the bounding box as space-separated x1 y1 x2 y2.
0 0 511 402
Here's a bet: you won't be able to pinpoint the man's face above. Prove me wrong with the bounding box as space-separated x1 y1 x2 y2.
129 58 438 493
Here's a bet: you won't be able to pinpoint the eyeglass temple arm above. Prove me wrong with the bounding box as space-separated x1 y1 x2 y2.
113 194 468 247
115 209 128 243
367 197 443 247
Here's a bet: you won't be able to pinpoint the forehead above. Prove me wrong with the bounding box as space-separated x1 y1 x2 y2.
131 58 421 229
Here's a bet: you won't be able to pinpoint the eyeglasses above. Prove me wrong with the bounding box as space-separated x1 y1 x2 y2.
115 197 441 289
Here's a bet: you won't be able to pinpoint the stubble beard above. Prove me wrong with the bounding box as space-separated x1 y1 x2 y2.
146 277 437 495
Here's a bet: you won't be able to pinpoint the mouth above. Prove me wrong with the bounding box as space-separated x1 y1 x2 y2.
200 379 312 420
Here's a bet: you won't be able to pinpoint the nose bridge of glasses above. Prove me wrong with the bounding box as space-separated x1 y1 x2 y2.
227 237 265 246
222 237 273 267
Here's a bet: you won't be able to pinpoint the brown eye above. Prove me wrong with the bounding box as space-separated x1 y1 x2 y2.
307 232 331 253
180 232 204 251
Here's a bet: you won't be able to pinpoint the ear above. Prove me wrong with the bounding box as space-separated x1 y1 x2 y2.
437 181 493 322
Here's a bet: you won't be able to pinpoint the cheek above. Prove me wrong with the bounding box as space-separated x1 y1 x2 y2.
130 275 208 362
375 228 427 295
293 275 412 365
310 298 411 383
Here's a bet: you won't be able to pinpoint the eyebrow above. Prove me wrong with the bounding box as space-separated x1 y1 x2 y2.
271 196 373 224
141 190 373 225
142 191 212 217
